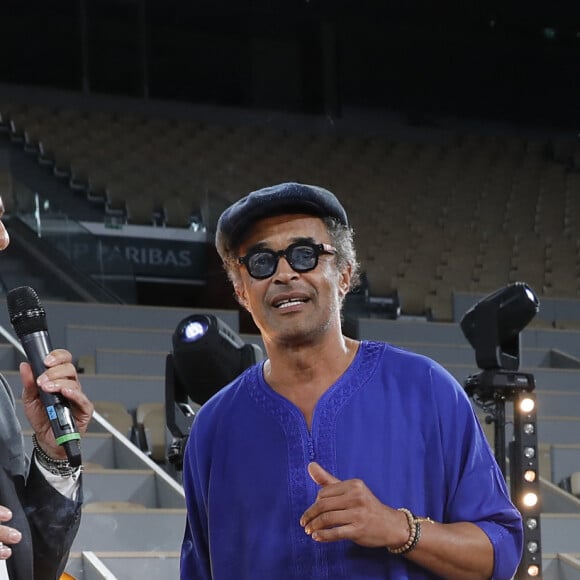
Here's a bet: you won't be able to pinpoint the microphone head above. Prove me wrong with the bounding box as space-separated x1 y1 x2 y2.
6 286 48 338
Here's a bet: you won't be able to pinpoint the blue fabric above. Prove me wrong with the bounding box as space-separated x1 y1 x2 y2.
181 341 523 579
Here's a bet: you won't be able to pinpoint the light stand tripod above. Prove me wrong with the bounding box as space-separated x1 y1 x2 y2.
464 368 535 478
460 282 542 579
464 368 542 579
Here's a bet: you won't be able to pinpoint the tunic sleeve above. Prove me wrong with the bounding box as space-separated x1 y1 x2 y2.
180 417 212 580
430 363 524 579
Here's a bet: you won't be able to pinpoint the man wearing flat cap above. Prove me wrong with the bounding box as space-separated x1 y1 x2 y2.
180 182 523 579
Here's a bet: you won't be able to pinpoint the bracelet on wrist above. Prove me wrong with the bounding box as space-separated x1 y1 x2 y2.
32 434 81 478
387 508 433 556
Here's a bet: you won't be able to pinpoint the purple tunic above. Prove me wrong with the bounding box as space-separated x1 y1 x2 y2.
181 341 523 579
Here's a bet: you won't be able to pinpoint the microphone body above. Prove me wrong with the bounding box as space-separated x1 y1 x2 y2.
7 287 82 467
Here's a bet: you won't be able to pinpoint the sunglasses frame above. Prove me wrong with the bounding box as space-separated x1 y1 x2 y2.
238 241 336 279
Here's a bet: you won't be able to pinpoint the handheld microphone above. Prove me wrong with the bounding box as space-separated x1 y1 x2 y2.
6 286 82 467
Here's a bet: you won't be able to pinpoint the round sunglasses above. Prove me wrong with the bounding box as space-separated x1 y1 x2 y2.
238 241 336 279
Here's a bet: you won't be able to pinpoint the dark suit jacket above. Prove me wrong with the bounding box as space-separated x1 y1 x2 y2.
0 374 82 580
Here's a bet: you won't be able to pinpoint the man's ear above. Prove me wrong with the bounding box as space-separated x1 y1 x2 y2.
234 284 250 312
338 263 352 298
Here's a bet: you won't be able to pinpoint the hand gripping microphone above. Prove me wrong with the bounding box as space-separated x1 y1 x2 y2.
7 286 82 467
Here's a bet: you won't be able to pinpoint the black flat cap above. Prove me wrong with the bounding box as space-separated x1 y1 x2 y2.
215 182 348 259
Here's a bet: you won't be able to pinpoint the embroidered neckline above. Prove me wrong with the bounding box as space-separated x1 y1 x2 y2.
237 341 384 578
248 340 383 416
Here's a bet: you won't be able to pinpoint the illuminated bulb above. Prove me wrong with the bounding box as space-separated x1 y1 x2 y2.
523 492 538 507
520 398 535 413
523 422 535 435
183 322 207 342
527 564 540 577
524 287 536 302
525 517 538 530
524 447 536 459
527 541 539 554
524 470 537 482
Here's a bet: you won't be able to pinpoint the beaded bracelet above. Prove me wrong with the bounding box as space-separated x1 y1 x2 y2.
32 434 81 478
388 508 433 556
388 508 416 555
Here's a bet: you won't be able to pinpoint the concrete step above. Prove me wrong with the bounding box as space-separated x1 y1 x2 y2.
541 513 580 553
395 341 557 367
0 299 240 350
66 550 180 580
83 467 184 509
71 508 186 553
8 373 165 415
543 553 580 580
95 347 167 377
65 324 174 358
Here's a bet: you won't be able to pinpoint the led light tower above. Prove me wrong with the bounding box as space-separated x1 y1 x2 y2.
461 282 542 580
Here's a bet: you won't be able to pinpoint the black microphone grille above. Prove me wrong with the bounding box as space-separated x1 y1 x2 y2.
6 286 48 337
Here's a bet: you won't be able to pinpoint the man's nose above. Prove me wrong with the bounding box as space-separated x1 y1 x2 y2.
272 255 298 280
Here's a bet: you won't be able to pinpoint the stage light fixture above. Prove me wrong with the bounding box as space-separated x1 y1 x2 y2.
164 314 263 470
511 390 542 579
169 313 263 406
460 283 542 579
460 282 539 371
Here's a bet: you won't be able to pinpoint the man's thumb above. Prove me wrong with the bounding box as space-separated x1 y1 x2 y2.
307 462 341 487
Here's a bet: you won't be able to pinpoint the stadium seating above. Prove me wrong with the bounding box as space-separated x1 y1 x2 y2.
3 97 580 323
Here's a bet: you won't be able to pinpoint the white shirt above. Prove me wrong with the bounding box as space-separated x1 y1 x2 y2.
35 456 82 500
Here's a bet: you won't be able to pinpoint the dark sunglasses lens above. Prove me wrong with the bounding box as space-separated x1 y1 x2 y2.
244 244 321 278
289 245 317 271
248 251 276 278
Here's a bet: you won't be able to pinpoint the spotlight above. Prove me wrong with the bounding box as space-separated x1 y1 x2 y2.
527 565 540 577
524 470 537 483
520 397 536 413
511 391 542 579
164 314 263 470
522 492 539 508
460 283 542 579
170 314 263 406
460 282 539 371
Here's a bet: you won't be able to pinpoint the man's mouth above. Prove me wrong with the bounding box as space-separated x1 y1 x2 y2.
274 297 308 309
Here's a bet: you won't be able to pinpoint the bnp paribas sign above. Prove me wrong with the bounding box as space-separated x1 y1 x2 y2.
96 237 206 278
52 220 210 283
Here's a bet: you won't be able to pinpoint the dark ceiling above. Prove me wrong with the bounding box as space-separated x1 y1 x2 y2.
1 0 579 128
